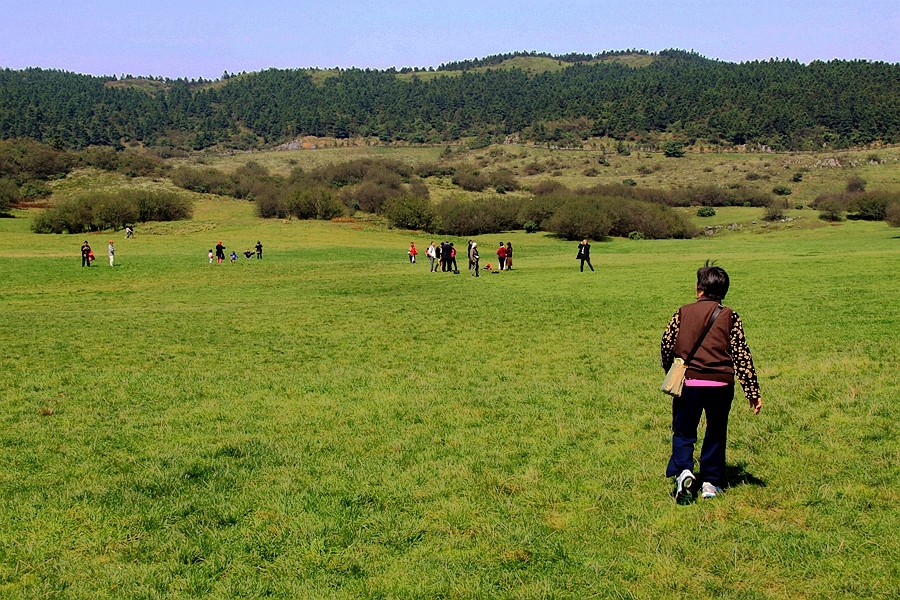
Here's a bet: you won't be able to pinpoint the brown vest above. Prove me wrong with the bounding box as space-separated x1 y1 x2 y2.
673 298 735 383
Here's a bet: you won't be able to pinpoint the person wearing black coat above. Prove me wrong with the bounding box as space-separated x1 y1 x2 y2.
576 239 594 272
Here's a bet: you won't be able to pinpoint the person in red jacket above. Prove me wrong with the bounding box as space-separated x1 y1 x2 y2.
660 262 761 503
496 242 508 271
408 242 418 264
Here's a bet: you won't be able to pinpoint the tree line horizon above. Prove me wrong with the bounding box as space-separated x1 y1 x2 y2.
2 49 900 152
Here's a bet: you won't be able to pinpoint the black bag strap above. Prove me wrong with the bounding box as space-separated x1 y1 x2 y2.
684 305 722 367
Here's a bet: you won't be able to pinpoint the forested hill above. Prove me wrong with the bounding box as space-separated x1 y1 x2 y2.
2 50 900 151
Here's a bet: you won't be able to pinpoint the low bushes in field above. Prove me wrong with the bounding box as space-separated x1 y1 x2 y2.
434 196 521 236
544 197 613 240
772 185 792 196
288 187 345 220
0 178 20 214
186 158 433 221
414 162 456 178
811 190 900 223
31 190 193 233
763 198 789 221
0 139 75 183
886 202 900 227
451 170 490 192
849 191 900 221
429 191 695 239
382 195 436 231
567 183 770 208
171 162 277 198
813 193 846 221
79 146 170 178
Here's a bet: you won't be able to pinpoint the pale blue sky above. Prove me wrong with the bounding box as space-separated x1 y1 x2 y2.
2 1 898 79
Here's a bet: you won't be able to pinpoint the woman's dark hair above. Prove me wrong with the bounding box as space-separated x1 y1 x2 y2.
697 261 729 301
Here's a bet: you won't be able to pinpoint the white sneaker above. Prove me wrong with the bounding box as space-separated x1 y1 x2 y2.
674 469 696 504
701 482 723 499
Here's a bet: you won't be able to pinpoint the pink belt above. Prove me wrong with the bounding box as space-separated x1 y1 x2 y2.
684 379 728 387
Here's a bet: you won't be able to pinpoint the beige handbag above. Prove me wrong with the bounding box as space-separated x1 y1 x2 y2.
661 306 722 397
660 358 688 396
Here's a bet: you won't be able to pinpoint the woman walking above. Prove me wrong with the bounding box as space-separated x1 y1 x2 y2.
215 241 226 264
408 242 418 264
661 262 761 504
576 239 593 272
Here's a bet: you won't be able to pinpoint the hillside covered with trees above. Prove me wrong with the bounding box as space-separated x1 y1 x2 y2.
2 50 900 151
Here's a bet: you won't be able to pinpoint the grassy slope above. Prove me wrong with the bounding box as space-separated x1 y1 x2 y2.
1 193 899 597
397 54 656 82
184 143 900 215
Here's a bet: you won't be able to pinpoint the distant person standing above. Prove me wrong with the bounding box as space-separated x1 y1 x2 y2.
208 249 214 263
255 241 263 259
215 241 225 264
426 242 437 272
107 240 115 267
497 242 508 271
469 242 480 277
576 239 594 272
81 241 92 267
435 243 443 272
505 242 514 270
409 242 418 264
449 243 458 273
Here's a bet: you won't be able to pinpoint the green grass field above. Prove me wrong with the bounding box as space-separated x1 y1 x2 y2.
3 179 900 596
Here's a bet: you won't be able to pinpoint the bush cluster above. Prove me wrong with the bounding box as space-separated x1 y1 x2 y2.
428 190 696 239
171 162 278 199
32 191 193 233
0 178 20 214
811 189 900 222
451 170 490 192
382 195 436 230
80 147 170 178
175 158 436 222
0 139 75 184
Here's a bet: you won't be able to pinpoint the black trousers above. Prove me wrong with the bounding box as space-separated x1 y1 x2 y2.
666 384 734 486
82 255 90 267
580 258 593 272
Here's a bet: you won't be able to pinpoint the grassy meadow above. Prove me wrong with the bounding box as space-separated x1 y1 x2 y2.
2 150 900 598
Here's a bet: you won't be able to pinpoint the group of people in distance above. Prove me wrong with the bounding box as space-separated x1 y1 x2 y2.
210 240 263 263
413 240 515 276
419 241 461 273
80 239 115 267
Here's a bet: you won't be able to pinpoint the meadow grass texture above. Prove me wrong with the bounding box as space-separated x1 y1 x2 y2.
1 201 899 598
